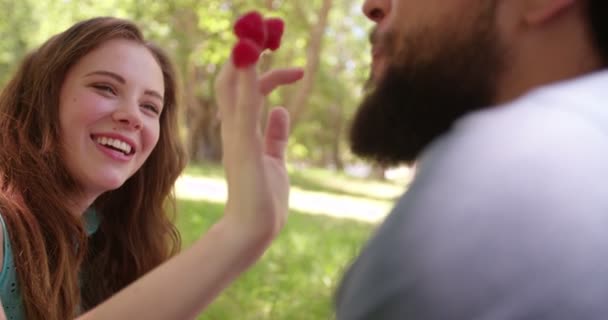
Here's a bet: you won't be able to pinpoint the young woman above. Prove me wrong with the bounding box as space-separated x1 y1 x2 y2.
0 16 303 320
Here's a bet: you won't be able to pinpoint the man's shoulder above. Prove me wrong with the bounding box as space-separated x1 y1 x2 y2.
421 72 608 178
453 70 608 146
335 71 608 320
409 72 608 220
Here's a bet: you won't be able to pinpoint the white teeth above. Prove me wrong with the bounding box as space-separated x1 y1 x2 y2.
122 142 132 154
95 136 133 155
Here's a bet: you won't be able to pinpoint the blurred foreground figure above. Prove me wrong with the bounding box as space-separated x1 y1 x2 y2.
337 1 608 319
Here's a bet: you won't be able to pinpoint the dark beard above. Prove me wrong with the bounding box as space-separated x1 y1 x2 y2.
349 6 505 166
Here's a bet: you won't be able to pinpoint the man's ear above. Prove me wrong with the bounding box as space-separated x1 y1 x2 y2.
524 0 577 25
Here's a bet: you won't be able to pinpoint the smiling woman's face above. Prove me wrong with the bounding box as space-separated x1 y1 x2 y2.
59 38 165 199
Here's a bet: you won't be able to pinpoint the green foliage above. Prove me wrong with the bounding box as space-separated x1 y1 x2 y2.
176 199 373 319
175 164 396 318
0 0 375 168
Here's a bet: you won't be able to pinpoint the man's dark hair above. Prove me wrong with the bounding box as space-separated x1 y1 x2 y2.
589 1 608 63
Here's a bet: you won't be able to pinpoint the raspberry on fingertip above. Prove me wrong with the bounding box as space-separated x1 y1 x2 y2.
232 38 263 68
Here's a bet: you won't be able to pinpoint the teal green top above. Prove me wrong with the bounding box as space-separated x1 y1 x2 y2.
0 209 99 320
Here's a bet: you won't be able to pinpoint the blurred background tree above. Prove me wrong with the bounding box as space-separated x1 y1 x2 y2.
0 0 382 176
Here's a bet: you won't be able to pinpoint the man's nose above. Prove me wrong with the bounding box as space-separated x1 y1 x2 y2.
362 0 391 24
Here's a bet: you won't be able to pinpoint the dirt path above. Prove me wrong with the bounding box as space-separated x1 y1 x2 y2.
175 175 391 223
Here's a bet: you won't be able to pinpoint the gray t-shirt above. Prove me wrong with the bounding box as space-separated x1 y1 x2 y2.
335 70 608 320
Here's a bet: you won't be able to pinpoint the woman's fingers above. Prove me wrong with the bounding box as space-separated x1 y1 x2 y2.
264 107 290 160
215 61 238 121
258 68 304 96
235 66 262 133
215 60 303 147
232 67 304 135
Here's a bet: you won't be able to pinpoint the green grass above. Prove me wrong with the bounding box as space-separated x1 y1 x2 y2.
176 199 375 320
288 167 405 202
183 163 226 179
176 164 400 319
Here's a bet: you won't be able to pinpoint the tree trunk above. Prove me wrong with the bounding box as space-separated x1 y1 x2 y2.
370 163 387 181
286 0 333 129
187 97 222 163
329 103 345 171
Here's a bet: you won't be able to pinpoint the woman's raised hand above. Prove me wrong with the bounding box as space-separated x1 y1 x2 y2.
214 12 304 248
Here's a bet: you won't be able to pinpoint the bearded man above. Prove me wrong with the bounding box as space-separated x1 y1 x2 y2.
336 1 608 319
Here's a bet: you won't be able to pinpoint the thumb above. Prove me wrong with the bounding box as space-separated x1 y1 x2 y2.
264 107 290 160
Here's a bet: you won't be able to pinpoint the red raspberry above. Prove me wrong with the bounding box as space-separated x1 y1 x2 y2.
232 38 262 68
233 11 267 48
264 18 285 51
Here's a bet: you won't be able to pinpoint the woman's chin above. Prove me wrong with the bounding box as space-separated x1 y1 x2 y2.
93 175 129 193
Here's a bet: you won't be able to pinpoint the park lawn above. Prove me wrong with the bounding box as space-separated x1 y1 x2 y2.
185 163 406 202
176 165 400 319
176 200 375 320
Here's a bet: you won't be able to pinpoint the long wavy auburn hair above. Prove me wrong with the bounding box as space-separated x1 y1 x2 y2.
0 17 186 319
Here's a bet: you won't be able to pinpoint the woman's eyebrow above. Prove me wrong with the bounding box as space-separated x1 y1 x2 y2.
85 70 126 83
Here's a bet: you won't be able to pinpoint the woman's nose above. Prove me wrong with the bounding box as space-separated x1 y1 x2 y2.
112 102 143 130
